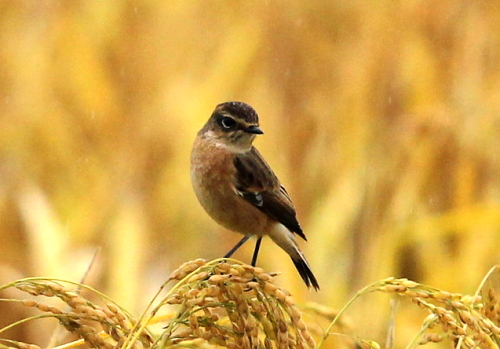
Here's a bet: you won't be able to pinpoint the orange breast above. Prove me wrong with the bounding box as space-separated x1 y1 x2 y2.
190 138 271 236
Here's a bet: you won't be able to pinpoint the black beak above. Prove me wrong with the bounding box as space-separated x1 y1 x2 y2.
245 125 264 134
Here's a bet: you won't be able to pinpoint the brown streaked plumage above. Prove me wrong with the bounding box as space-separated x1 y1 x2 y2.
190 101 319 290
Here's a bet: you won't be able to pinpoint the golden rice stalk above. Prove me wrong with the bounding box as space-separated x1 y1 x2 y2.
0 278 153 349
0 259 315 349
317 271 500 349
154 258 315 349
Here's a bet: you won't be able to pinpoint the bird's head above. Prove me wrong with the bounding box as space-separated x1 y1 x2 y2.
200 101 264 152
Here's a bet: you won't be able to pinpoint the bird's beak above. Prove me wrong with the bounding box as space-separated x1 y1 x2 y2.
245 125 264 134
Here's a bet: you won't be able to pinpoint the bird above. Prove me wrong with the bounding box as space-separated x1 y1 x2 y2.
190 101 319 290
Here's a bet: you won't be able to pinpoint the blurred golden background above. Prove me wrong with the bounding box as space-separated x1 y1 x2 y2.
1 0 500 347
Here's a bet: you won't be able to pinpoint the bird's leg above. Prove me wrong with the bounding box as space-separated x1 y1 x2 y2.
223 234 252 258
251 237 262 266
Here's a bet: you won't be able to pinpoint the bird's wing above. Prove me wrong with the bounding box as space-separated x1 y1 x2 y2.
233 147 306 240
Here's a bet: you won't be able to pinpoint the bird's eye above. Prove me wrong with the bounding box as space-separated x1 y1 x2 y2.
220 117 236 129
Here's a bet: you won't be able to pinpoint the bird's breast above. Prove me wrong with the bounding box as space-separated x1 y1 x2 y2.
190 139 268 235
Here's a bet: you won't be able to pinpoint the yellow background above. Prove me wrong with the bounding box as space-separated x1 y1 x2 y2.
1 1 500 347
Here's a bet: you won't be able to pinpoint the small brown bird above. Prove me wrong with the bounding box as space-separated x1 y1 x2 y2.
190 101 319 290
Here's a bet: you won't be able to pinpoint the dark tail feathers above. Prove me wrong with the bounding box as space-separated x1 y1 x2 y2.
291 256 320 291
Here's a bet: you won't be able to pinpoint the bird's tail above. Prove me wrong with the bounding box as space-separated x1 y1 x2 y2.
268 224 320 290
290 252 320 290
